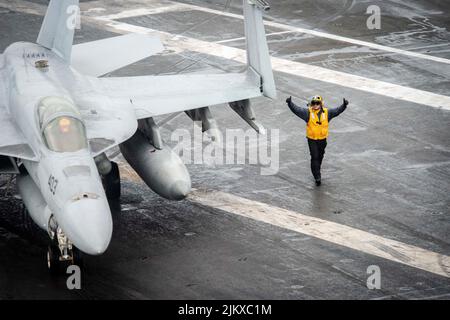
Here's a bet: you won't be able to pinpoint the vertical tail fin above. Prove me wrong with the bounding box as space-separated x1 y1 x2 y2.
243 0 277 99
37 0 79 62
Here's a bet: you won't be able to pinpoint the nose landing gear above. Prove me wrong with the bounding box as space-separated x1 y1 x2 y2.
47 222 83 275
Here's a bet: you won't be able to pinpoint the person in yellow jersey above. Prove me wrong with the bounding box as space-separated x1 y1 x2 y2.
286 95 348 186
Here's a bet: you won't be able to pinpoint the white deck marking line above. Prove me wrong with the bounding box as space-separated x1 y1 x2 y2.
7 0 449 109
189 190 450 278
96 19 450 110
93 5 184 20
216 30 296 44
99 3 450 65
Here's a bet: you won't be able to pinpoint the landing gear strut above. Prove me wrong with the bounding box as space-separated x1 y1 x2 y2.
102 161 121 200
47 224 83 275
95 153 121 199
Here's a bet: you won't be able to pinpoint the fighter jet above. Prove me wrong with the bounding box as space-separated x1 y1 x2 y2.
0 0 275 273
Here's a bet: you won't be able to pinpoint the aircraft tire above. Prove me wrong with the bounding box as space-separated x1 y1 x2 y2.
47 244 61 275
72 246 84 270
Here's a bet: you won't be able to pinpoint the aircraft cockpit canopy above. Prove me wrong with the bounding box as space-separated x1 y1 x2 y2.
38 97 88 153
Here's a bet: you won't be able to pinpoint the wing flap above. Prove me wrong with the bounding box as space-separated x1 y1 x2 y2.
72 34 164 77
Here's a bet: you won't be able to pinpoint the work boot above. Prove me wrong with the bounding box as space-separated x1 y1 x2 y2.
314 172 321 186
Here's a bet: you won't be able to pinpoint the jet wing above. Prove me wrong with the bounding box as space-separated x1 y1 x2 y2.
94 69 263 119
0 105 37 161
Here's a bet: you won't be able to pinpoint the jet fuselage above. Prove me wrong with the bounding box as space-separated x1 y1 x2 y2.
2 42 113 255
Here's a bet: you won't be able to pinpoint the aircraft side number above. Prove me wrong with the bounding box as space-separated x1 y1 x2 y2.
48 175 58 195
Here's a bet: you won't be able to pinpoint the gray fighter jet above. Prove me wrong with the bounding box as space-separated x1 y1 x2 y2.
0 0 275 273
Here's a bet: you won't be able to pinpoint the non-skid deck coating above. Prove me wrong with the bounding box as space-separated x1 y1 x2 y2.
0 0 449 299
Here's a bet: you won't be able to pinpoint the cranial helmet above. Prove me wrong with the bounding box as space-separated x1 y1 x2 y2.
310 95 323 106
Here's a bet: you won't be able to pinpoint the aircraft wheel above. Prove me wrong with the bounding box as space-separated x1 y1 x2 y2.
47 244 61 275
72 246 84 270
102 161 121 200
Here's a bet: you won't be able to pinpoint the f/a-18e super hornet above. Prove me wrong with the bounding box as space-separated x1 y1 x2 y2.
0 0 275 273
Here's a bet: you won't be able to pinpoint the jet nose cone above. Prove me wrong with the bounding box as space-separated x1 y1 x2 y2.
62 197 112 255
169 180 191 200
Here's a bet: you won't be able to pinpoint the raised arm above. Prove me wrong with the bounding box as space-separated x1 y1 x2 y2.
286 96 309 123
328 98 349 121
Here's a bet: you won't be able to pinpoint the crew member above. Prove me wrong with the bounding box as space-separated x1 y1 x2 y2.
286 95 348 186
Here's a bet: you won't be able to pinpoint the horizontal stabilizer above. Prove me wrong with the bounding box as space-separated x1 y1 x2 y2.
72 33 164 77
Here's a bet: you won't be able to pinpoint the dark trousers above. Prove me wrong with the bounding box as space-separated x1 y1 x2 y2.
307 138 327 180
